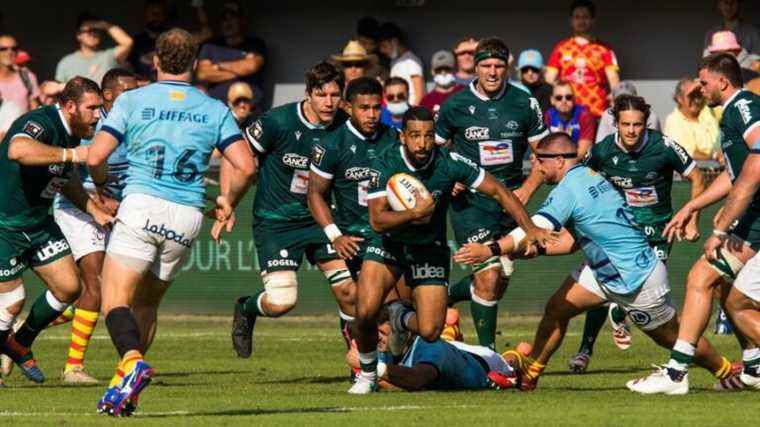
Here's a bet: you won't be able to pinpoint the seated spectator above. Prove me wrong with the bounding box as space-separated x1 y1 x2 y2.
332 40 371 85
355 16 388 82
196 0 267 104
0 34 39 112
516 49 552 113
543 81 596 157
420 50 463 118
55 15 133 84
703 0 759 56
705 31 760 82
664 77 721 161
453 36 478 85
378 22 424 106
227 81 259 129
0 92 23 140
596 81 660 142
38 80 63 106
380 77 409 130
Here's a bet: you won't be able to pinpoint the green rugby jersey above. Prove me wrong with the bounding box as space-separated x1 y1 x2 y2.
720 89 760 211
587 129 695 225
310 120 398 238
366 145 485 245
244 101 347 226
0 105 79 230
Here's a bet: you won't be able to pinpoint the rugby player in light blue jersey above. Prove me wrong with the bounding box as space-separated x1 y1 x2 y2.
454 132 729 392
86 28 255 417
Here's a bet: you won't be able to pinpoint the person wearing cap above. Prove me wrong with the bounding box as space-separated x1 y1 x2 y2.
227 81 259 129
595 80 661 142
332 40 371 85
516 49 552 113
435 37 549 351
378 22 424 106
420 50 463 117
453 36 479 86
705 30 760 82
0 34 40 112
703 0 759 57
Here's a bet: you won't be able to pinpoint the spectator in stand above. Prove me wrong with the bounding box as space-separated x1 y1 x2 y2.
227 81 258 129
332 40 370 85
420 50 463 118
453 36 478 86
703 0 759 56
543 81 596 157
596 81 660 142
380 77 409 130
0 91 23 140
546 0 619 118
705 31 760 82
516 49 552 113
664 77 721 161
196 0 267 104
355 16 388 82
55 15 133 85
378 22 424 106
0 34 39 112
38 80 63 106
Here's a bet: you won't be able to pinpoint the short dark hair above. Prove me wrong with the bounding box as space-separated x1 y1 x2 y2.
570 0 596 17
378 22 403 43
612 94 651 122
700 52 743 88
346 77 383 102
357 16 380 40
59 76 102 104
384 77 409 92
156 28 197 75
475 37 510 64
305 61 344 95
101 68 136 91
402 106 434 130
537 131 577 152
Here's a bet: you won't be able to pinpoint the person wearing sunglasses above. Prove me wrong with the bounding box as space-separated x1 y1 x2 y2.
543 81 596 159
380 77 409 130
0 35 40 112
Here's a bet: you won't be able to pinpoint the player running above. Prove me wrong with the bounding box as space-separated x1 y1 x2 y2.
349 106 555 394
628 53 760 395
568 94 706 373
230 62 356 359
435 37 548 349
454 132 735 393
52 68 137 384
0 77 113 385
87 28 254 416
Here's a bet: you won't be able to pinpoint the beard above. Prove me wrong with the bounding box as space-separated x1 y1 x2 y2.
71 112 96 139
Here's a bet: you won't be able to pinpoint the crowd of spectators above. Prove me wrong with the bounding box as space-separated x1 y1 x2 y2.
0 0 759 163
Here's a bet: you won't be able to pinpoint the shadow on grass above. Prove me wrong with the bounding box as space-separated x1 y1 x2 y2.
544 366 650 377
256 375 348 385
158 370 250 378
140 407 351 418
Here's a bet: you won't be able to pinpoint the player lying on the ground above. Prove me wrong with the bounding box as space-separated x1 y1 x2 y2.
453 131 736 394
0 77 114 387
627 53 760 394
346 307 517 391
349 106 556 394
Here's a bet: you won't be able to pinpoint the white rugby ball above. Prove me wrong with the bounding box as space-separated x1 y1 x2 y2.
386 173 430 211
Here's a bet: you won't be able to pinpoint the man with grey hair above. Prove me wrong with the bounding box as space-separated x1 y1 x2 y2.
664 77 721 161
595 81 660 142
420 50 463 117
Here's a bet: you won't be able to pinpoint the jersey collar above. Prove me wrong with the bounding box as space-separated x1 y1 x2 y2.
469 79 507 102
297 101 327 130
55 103 73 136
158 79 191 86
400 145 434 171
614 129 649 154
346 120 377 141
722 89 744 109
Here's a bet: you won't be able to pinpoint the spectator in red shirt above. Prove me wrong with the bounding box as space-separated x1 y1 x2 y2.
545 0 620 118
420 50 463 119
543 81 596 158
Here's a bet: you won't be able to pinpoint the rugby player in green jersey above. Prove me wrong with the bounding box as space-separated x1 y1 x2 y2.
348 106 556 394
230 62 356 358
630 53 760 394
569 95 706 373
0 77 113 385
435 37 548 349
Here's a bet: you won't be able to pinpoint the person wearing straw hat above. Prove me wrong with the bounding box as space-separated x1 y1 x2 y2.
333 40 372 85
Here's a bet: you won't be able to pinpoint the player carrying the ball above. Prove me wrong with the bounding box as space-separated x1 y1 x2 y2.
348 106 555 394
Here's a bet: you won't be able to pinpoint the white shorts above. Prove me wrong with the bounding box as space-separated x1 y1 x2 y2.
734 252 760 303
107 194 203 282
572 260 675 331
53 206 108 261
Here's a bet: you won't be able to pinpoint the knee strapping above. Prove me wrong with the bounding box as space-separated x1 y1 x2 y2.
470 284 498 307
323 268 352 287
0 285 25 329
705 250 745 283
264 271 298 307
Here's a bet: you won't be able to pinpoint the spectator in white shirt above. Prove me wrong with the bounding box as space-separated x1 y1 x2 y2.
378 22 424 106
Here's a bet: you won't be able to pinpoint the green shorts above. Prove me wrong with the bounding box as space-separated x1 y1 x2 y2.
363 236 450 288
450 191 517 245
641 222 672 262
0 220 71 281
253 221 340 273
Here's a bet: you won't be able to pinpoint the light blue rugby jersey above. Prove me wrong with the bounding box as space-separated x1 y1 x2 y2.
100 80 242 208
54 108 129 210
536 164 657 295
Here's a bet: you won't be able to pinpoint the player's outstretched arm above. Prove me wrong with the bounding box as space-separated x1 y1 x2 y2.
681 166 707 242
367 192 434 234
383 364 439 391
86 130 120 189
664 170 731 243
8 136 87 166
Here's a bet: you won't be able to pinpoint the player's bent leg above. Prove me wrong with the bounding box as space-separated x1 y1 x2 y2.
404 285 448 342
132 272 171 354
470 264 505 349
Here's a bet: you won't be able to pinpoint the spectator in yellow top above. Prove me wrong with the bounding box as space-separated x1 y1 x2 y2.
663 78 721 161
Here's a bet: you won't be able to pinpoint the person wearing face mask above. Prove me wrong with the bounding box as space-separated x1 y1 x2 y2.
380 77 410 130
378 22 424 107
420 50 464 119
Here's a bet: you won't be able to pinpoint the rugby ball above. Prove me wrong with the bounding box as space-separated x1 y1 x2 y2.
386 173 430 211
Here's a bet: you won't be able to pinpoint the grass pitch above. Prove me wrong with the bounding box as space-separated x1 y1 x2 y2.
0 314 755 426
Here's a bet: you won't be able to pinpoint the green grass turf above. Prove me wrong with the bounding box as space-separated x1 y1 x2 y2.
0 314 755 426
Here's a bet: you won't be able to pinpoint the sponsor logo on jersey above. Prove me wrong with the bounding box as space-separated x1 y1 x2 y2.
142 219 193 247
35 239 70 262
624 186 659 207
311 144 326 166
295 130 302 140
465 126 490 141
0 257 25 278
282 153 309 169
627 309 652 327
267 259 299 268
529 97 543 124
646 171 659 180
664 137 690 165
350 144 356 153
366 245 396 261
468 105 476 115
612 156 618 165
156 110 209 123
610 176 633 188
169 90 186 101
478 140 513 166
22 121 44 139
48 163 65 175
466 228 491 243
506 120 519 130
410 263 446 280
142 108 155 120
449 152 479 169
430 190 443 201
735 99 753 124
248 120 263 141
345 167 374 181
